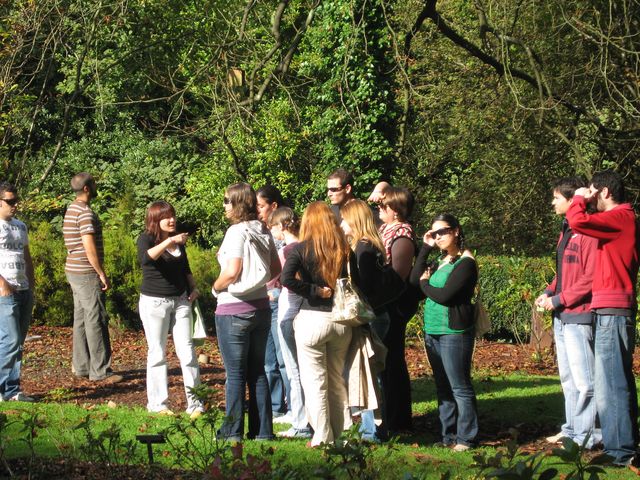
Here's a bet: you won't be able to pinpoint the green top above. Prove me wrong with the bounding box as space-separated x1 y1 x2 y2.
423 258 471 335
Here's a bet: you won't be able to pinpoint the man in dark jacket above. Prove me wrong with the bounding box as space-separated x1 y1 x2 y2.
566 170 639 466
537 176 599 448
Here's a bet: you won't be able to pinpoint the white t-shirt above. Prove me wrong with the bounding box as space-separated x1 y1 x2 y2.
0 218 30 290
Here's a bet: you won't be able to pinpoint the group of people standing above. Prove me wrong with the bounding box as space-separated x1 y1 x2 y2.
208 169 481 450
536 171 639 466
1 168 637 466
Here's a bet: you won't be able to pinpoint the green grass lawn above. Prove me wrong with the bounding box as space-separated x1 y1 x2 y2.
1 374 638 479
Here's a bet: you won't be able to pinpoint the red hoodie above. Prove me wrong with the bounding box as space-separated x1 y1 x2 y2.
566 196 639 311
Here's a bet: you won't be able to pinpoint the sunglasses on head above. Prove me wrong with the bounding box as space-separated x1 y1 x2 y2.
430 227 453 239
327 186 344 193
1 198 18 207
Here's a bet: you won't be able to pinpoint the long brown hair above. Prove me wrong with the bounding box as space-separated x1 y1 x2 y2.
145 201 176 242
340 200 386 262
300 201 350 287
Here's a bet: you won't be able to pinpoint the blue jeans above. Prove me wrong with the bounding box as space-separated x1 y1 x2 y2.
215 309 273 440
0 290 33 400
360 311 391 441
424 331 478 446
594 314 638 464
265 295 290 414
554 318 600 448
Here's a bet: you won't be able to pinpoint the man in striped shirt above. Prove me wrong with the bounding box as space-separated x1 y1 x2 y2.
63 173 121 383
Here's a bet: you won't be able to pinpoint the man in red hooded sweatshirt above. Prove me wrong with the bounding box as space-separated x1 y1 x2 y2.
566 170 639 466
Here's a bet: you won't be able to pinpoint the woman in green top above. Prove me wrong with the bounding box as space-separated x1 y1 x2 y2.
409 214 478 451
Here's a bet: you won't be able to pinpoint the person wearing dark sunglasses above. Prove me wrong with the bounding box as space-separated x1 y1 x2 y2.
0 181 35 402
409 213 479 452
327 168 355 222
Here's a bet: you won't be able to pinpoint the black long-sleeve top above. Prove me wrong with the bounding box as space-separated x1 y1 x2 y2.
281 241 359 312
409 243 478 330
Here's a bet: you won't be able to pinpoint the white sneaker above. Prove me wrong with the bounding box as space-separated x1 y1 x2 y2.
453 444 471 452
9 392 35 402
545 432 567 444
273 412 293 424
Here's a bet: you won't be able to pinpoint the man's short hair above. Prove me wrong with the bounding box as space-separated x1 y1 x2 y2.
327 168 354 188
0 181 17 197
70 172 95 193
552 176 587 200
591 170 626 203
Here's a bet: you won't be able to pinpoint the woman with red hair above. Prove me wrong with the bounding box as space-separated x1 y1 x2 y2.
137 201 202 417
281 201 357 446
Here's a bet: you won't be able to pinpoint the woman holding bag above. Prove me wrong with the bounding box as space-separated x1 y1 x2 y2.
281 201 357 446
213 183 281 442
137 201 203 417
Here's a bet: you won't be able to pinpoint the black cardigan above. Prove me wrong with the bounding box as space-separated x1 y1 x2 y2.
281 241 358 312
409 244 478 331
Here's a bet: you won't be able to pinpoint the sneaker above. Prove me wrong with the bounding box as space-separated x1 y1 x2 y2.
545 432 567 444
96 373 123 384
277 427 312 439
453 444 471 452
9 392 35 402
273 412 293 424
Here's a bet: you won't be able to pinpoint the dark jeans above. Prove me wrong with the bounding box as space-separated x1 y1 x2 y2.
215 309 273 440
424 331 478 446
265 297 290 414
381 303 413 432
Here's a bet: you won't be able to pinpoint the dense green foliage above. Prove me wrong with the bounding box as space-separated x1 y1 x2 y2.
1 0 637 254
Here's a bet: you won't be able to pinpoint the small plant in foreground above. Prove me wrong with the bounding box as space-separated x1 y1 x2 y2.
74 414 138 466
17 411 46 473
0 412 17 477
550 435 610 480
314 424 381 480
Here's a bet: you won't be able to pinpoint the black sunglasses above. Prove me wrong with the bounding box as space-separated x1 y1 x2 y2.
430 227 453 239
327 186 344 193
1 198 18 207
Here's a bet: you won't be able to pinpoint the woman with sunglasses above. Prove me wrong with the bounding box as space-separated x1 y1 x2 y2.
377 186 416 434
212 183 281 441
410 213 479 451
281 201 357 446
137 201 202 417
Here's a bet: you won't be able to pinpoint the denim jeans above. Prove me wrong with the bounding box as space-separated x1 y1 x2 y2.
139 294 201 413
424 331 478 446
553 318 600 448
0 289 32 400
277 289 309 431
265 294 290 414
215 309 273 440
66 272 112 380
360 311 390 441
594 314 638 464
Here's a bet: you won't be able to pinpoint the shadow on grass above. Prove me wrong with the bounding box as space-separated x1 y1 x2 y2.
407 375 565 446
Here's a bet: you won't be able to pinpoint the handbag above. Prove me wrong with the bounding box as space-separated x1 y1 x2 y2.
192 300 207 346
473 283 491 339
331 261 376 327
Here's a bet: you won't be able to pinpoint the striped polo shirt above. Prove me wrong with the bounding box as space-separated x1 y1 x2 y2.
63 199 104 274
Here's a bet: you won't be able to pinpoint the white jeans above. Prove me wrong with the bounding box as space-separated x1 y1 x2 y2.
294 309 352 446
139 294 202 413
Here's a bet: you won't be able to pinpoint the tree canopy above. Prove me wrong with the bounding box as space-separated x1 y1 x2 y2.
2 0 638 254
